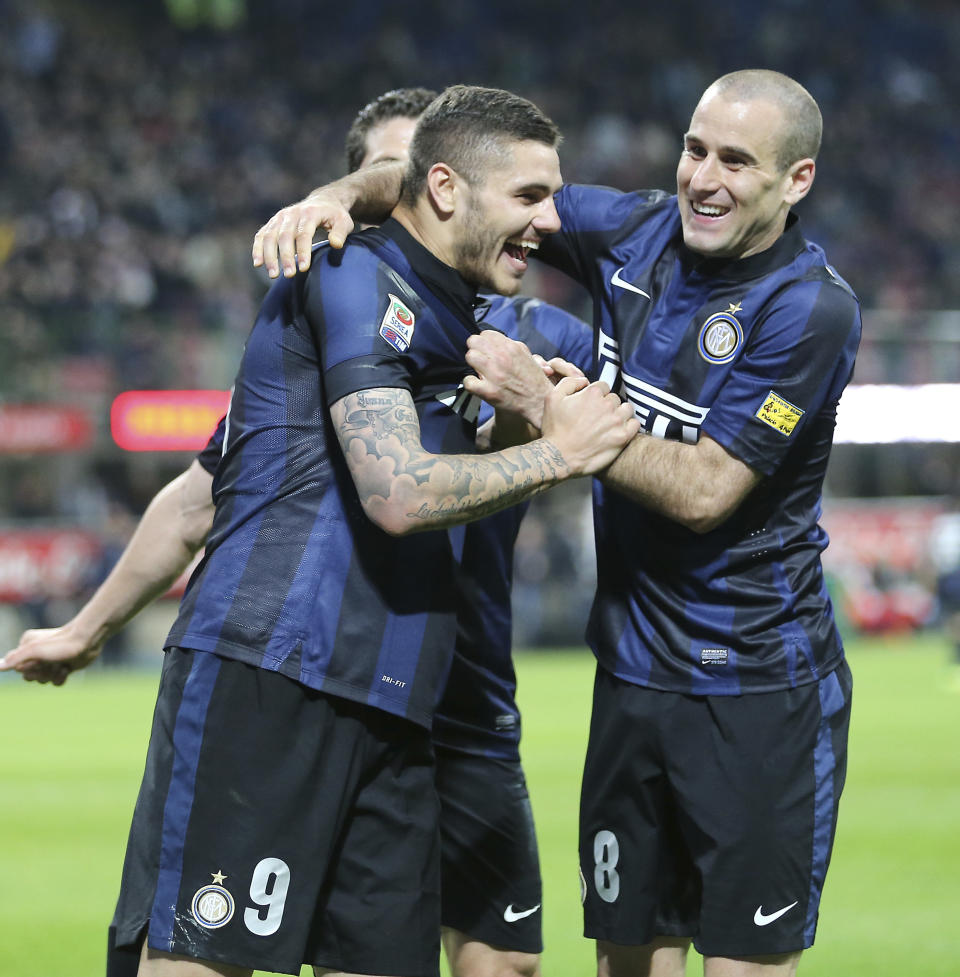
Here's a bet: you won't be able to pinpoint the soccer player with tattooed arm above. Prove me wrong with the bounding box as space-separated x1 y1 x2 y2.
3 87 597 977
4 85 637 977
254 69 861 977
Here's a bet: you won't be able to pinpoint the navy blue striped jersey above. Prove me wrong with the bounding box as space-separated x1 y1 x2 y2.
432 294 592 759
541 184 862 695
190 298 590 756
166 218 490 729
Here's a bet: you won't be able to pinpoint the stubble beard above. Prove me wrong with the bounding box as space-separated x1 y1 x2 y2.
453 196 513 295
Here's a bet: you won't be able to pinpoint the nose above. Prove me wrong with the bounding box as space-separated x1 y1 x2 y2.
533 194 562 235
689 153 721 192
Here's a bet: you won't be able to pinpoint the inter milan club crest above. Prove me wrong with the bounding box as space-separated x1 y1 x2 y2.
698 302 744 365
379 293 416 352
191 870 235 929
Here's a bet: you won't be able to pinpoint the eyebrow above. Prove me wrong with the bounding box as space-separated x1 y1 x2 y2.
513 180 560 195
683 133 759 166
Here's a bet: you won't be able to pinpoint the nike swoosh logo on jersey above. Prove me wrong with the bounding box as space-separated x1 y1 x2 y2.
753 901 798 926
610 267 651 299
503 903 541 923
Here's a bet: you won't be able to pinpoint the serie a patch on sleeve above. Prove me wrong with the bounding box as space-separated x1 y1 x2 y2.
379 293 416 352
755 389 804 437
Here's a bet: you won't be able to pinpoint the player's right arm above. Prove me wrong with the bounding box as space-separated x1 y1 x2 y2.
331 378 638 536
0 460 215 685
252 161 405 278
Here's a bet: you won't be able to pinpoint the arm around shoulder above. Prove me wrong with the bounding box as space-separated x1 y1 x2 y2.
252 162 405 278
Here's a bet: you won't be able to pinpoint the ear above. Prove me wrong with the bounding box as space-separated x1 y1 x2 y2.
425 162 460 217
784 158 815 206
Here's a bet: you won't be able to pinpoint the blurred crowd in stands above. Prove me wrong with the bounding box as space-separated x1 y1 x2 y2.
1 0 959 648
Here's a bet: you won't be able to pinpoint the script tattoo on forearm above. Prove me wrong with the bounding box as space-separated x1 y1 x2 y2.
332 388 569 530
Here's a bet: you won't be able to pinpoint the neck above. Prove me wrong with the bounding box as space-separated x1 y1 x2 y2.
391 202 458 271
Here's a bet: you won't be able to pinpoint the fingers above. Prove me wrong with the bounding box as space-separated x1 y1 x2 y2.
551 374 591 396
545 356 586 380
0 633 38 671
461 374 483 395
276 211 300 278
20 662 71 685
0 645 65 684
252 201 355 279
326 213 356 251
251 213 285 279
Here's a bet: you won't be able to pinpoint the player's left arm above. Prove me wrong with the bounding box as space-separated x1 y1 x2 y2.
600 433 761 533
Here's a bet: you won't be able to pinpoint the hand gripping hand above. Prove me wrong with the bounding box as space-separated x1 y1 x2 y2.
541 377 640 476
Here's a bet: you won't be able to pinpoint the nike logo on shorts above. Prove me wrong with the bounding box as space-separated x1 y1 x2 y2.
503 903 541 923
610 268 651 299
753 901 798 926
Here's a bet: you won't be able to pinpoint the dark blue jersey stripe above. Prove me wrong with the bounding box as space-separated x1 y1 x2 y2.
168 224 482 728
150 652 221 951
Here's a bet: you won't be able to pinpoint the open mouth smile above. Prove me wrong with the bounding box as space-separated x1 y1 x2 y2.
502 237 540 271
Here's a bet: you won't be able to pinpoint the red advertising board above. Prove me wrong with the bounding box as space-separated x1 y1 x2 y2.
111 390 230 451
0 529 102 602
0 405 93 453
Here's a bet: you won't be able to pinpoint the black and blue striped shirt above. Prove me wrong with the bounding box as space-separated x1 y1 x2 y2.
543 184 862 694
167 219 488 728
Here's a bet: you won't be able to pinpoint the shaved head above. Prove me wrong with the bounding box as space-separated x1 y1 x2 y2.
706 69 822 170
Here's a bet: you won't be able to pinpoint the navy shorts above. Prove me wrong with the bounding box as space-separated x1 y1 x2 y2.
111 648 441 976
436 747 542 953
579 660 852 957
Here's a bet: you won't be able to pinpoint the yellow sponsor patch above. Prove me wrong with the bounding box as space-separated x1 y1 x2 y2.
755 390 804 437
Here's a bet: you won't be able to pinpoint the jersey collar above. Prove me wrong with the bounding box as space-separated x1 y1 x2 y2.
680 213 806 282
379 218 482 326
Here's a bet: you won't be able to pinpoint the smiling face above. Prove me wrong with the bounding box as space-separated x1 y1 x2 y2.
450 139 563 295
676 89 814 260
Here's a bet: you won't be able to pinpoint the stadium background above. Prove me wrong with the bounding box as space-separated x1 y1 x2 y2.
1 1 958 975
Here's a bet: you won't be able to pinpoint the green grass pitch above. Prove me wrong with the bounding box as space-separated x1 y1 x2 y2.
2 635 958 976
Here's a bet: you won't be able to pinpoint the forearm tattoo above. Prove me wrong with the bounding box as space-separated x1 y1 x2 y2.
333 388 568 529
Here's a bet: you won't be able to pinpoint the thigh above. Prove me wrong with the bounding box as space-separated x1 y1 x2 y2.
579 666 698 947
674 661 853 958
309 707 441 977
436 749 542 955
113 649 439 976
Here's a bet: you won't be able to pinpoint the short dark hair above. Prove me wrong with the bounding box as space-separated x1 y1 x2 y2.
344 87 438 173
399 84 561 206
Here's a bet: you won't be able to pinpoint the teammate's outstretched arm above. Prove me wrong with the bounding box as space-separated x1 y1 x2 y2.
332 377 638 537
0 461 215 685
252 161 405 279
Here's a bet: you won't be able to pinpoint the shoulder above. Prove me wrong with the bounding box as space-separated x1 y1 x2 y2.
306 233 431 324
555 184 674 232
786 243 862 330
486 293 586 334
484 294 591 367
